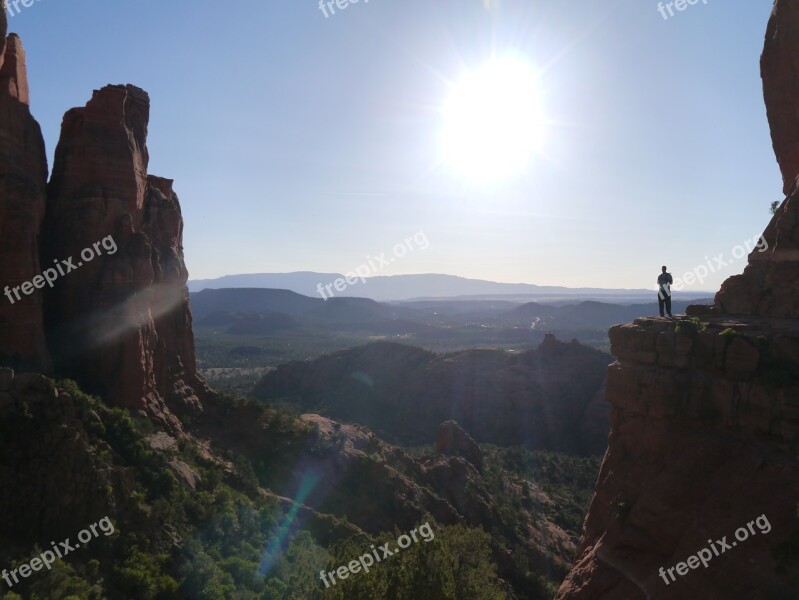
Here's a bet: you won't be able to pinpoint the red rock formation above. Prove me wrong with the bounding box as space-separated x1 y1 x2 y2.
436 420 483 471
715 181 799 318
556 3 799 598
0 33 28 104
711 0 799 320
762 0 799 195
0 20 51 371
556 316 799 599
0 5 4 62
44 84 207 432
0 18 207 429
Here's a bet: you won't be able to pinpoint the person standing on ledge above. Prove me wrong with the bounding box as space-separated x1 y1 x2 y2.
657 265 673 318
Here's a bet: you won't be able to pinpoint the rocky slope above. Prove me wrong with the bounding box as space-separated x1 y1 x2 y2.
556 2 799 598
194 395 577 597
253 335 611 454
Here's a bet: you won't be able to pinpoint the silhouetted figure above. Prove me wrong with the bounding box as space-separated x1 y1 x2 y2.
657 266 673 318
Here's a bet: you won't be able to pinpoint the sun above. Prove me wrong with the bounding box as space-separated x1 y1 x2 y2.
440 57 545 183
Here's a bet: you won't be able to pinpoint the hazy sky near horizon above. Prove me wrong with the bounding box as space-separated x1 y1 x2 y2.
10 0 777 292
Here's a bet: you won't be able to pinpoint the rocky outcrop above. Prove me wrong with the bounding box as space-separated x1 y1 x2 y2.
557 3 799 597
44 85 207 431
762 0 799 195
556 316 799 599
715 181 799 318
436 420 483 471
0 23 50 370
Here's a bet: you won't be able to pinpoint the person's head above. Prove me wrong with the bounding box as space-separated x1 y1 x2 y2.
662 266 667 273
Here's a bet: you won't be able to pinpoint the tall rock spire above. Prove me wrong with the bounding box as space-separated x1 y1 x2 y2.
44 84 207 432
0 33 29 104
0 23 51 370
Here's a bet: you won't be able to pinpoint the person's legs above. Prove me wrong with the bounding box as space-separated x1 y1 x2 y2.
665 295 673 317
658 297 665 317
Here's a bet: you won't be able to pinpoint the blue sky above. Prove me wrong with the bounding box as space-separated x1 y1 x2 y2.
9 0 777 291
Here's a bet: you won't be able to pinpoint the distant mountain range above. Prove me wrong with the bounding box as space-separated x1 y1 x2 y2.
190 288 427 335
190 287 714 335
188 272 707 303
189 289 715 383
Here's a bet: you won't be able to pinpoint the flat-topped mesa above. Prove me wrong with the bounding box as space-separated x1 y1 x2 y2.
44 84 207 432
0 31 50 370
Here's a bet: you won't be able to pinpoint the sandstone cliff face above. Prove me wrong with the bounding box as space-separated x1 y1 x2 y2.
762 0 799 195
0 24 50 370
556 3 799 598
43 85 207 431
556 316 799 599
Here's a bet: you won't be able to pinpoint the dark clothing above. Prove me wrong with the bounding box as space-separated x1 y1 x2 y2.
658 295 672 318
657 272 673 317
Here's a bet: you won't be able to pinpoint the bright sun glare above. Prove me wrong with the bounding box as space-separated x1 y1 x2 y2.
441 57 545 183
